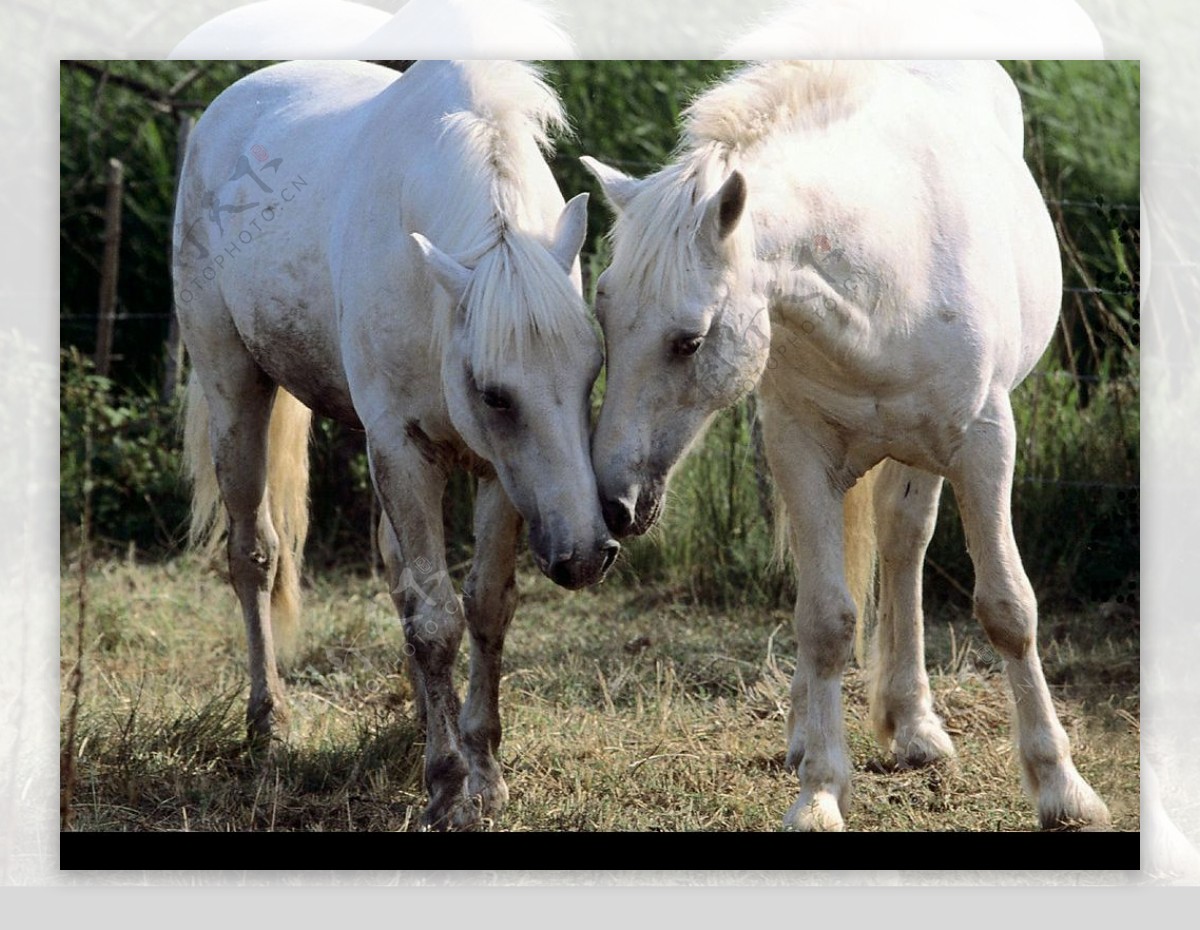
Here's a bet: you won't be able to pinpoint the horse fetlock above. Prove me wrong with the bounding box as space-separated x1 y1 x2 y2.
246 690 288 745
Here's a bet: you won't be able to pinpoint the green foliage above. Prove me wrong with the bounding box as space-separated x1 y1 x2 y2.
59 61 264 387
60 347 188 554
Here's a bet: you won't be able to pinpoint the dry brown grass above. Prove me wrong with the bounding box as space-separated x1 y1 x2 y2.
59 554 1140 834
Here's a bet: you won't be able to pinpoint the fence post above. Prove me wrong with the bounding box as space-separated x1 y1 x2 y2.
94 157 124 379
162 114 194 403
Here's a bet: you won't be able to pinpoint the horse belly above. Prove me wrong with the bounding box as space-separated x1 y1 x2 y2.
235 292 361 428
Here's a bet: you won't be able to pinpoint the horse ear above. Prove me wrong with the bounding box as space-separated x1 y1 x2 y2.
581 156 640 212
412 233 471 305
704 171 747 243
549 192 589 274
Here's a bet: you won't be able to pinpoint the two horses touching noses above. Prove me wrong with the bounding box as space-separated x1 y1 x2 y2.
177 58 1110 831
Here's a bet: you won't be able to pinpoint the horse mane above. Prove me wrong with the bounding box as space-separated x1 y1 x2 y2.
424 60 587 375
606 62 882 307
685 60 881 151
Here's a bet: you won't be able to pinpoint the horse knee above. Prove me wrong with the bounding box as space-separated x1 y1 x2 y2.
975 587 1036 659
796 592 857 675
403 608 464 675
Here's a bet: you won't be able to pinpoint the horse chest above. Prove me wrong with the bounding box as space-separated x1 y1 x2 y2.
762 360 974 477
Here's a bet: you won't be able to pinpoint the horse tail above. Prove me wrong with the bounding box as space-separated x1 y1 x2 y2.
842 466 879 667
182 373 312 662
772 463 879 667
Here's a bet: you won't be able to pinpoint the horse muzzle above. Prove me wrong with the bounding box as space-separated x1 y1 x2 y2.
530 526 621 590
599 479 664 539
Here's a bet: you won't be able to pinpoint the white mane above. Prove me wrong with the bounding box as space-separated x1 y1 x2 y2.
685 61 882 151
426 61 588 375
607 62 895 307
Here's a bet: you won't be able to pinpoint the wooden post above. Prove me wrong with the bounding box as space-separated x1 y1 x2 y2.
94 157 124 379
162 114 194 403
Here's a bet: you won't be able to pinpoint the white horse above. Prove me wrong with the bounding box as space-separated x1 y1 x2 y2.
583 60 1111 831
175 59 616 829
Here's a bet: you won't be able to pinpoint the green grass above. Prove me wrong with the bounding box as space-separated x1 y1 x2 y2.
60 555 1139 833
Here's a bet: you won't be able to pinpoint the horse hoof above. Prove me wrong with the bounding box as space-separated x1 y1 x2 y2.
1038 772 1111 831
893 718 956 769
420 794 486 832
471 775 510 817
783 790 846 832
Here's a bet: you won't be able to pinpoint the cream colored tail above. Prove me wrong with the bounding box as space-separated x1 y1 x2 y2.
182 374 312 661
774 464 879 666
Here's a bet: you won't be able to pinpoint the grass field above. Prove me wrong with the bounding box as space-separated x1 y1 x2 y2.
59 552 1139 834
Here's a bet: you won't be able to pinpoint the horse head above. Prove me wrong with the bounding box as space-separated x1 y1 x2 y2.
414 193 619 588
582 156 770 538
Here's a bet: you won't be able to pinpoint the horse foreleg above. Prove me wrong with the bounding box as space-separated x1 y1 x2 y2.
459 476 523 818
763 415 856 832
869 460 955 768
369 438 475 830
378 512 427 732
951 394 1109 830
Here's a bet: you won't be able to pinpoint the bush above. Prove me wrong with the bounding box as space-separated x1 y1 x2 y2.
60 348 188 556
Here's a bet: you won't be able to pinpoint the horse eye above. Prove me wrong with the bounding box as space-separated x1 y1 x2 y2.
673 335 705 358
480 388 513 411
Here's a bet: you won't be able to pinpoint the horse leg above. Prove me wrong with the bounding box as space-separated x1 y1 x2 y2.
459 476 523 817
951 393 1110 829
869 460 956 768
198 353 286 742
368 436 476 830
763 415 857 832
378 511 427 732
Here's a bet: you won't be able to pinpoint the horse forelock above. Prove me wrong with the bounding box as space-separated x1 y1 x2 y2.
685 61 880 152
460 232 591 378
608 147 752 311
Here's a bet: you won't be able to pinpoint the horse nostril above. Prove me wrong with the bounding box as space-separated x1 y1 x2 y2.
600 539 620 575
601 496 635 537
548 555 575 588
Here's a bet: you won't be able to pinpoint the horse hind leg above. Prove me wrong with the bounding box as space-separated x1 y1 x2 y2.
951 393 1109 829
190 349 290 743
869 460 955 768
